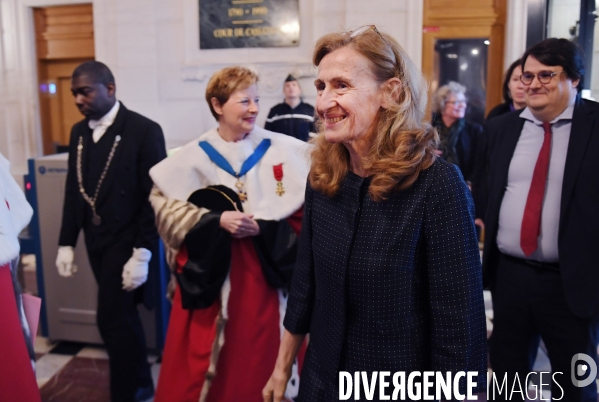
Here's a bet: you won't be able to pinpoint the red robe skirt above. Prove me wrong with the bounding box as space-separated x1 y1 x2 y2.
0 263 41 402
155 210 303 402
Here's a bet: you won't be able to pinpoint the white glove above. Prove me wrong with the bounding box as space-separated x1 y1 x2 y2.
122 248 151 291
56 246 76 277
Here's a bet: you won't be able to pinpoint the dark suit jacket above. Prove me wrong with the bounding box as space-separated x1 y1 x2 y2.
432 114 484 183
485 102 513 121
480 98 599 318
284 160 487 400
264 101 315 142
59 102 166 251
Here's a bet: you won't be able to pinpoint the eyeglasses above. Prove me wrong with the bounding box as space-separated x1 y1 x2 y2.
446 100 467 106
347 25 396 66
348 25 384 40
520 70 564 85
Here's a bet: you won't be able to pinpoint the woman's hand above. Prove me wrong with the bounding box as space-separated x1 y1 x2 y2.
263 330 305 402
219 211 260 238
262 367 292 402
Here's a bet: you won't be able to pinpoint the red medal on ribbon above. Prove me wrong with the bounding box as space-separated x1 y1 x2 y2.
273 164 285 196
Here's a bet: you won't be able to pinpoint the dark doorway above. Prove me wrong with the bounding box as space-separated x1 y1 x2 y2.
434 38 489 126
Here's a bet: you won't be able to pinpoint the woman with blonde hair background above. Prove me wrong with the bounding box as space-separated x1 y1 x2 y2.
264 26 487 401
431 81 483 186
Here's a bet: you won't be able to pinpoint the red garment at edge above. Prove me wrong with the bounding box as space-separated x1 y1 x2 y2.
0 263 41 402
155 208 304 402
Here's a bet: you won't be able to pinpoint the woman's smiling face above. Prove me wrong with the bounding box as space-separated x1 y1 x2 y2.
314 46 384 145
215 84 259 140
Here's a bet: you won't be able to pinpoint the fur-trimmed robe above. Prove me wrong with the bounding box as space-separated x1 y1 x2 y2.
0 152 39 402
150 127 310 402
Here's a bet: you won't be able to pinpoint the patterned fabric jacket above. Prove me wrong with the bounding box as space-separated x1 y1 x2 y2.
284 159 488 401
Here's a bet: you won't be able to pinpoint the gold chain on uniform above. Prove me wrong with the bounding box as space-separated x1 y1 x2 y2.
76 135 121 225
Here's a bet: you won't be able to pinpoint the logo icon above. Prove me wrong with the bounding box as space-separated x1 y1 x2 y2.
571 353 597 388
38 166 46 175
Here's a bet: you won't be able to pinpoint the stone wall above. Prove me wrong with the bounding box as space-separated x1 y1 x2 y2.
0 0 423 175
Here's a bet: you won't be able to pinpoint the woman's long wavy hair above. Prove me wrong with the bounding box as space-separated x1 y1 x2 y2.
309 27 438 202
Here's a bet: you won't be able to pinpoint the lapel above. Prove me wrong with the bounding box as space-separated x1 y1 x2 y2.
559 98 595 231
490 113 525 204
79 123 93 184
95 102 128 206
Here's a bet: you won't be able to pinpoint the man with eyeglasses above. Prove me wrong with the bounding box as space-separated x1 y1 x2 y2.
478 38 599 401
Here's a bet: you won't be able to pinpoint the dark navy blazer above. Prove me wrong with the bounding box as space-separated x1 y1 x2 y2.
284 159 488 401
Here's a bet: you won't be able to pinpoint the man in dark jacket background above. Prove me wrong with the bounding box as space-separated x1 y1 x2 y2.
480 38 599 401
265 75 315 141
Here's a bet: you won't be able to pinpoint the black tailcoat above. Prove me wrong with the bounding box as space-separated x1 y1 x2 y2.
284 159 487 401
58 102 166 401
59 102 166 251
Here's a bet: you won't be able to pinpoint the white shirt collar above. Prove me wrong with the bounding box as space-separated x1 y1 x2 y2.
88 100 120 130
519 98 575 125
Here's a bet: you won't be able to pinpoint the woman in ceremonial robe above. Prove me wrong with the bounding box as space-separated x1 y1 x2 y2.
150 66 310 402
0 152 40 402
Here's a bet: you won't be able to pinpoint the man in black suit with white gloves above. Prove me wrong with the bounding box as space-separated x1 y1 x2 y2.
56 61 166 402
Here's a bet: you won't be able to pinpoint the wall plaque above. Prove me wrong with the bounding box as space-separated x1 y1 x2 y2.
199 0 300 49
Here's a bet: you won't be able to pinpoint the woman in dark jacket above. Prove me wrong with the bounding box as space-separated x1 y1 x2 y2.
263 26 487 402
431 81 483 184
486 58 526 120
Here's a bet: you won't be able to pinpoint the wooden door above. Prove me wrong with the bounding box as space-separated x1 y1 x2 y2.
38 60 91 151
34 5 95 155
423 0 506 116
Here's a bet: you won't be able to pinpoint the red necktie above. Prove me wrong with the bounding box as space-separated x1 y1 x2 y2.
520 122 552 257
